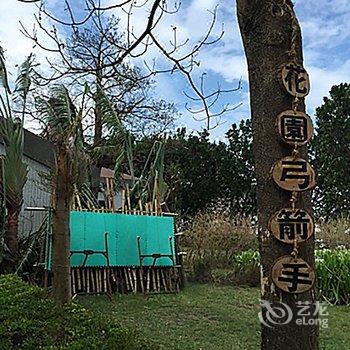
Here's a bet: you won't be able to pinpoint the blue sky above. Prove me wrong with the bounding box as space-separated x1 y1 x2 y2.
1 0 349 141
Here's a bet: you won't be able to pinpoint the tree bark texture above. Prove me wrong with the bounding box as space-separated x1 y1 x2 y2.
52 146 72 304
93 72 103 146
236 1 318 349
3 210 20 272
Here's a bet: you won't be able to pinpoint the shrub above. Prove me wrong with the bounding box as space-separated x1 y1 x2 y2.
0 275 157 350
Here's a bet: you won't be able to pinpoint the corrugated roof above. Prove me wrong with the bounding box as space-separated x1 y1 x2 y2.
0 117 55 168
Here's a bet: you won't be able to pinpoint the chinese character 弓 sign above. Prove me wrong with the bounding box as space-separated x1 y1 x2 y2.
271 156 316 192
272 256 315 294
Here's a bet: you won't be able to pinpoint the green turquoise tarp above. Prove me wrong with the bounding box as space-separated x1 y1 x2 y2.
54 211 175 268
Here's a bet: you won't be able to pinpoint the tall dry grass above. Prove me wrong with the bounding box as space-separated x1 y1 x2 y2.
182 212 258 282
316 217 350 249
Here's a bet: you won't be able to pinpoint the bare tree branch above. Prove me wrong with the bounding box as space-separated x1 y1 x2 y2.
22 0 242 130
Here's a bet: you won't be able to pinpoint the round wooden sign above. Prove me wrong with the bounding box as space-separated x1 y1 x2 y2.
272 256 315 294
276 110 313 146
271 156 316 192
281 62 310 98
268 208 314 244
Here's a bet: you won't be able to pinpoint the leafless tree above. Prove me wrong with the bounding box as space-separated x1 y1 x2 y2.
37 14 178 142
21 0 242 131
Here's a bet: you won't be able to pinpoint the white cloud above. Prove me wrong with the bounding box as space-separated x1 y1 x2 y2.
0 0 60 84
0 1 38 72
306 60 350 115
0 0 348 134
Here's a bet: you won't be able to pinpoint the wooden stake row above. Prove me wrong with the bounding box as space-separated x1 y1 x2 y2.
70 266 181 295
71 172 166 216
71 267 110 295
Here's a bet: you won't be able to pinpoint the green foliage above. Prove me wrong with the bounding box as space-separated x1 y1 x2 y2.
0 49 33 270
0 118 28 210
94 87 168 208
0 275 156 349
14 53 36 115
0 50 31 214
316 249 350 305
234 249 260 271
312 83 350 219
184 212 350 303
0 158 5 264
211 250 260 287
93 84 134 179
36 85 89 187
184 212 257 267
134 119 256 216
0 46 10 94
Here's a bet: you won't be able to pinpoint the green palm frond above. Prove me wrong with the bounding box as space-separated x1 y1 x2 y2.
37 85 78 141
94 85 135 183
14 53 35 116
152 140 168 201
37 84 89 186
129 139 168 205
95 84 125 137
0 156 6 264
0 118 28 208
0 46 10 94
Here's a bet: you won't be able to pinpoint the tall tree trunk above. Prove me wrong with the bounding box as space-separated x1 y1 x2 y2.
93 72 103 146
3 209 20 272
236 1 318 349
52 146 72 304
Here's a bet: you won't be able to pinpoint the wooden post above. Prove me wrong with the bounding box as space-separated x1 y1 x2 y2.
236 1 318 349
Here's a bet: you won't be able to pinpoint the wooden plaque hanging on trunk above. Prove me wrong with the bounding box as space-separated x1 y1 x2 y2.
276 110 313 146
268 208 314 244
271 156 316 192
271 256 315 294
281 62 310 98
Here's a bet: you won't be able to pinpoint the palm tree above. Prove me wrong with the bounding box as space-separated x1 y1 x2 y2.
36 85 87 303
0 49 33 272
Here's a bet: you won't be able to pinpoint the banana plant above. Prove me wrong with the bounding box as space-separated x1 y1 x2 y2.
93 86 169 211
0 49 33 272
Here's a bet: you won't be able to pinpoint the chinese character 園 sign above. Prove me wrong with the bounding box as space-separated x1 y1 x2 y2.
268 208 314 244
271 156 316 192
271 256 315 293
277 110 313 146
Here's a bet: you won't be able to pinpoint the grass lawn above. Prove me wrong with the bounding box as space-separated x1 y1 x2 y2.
80 284 350 350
